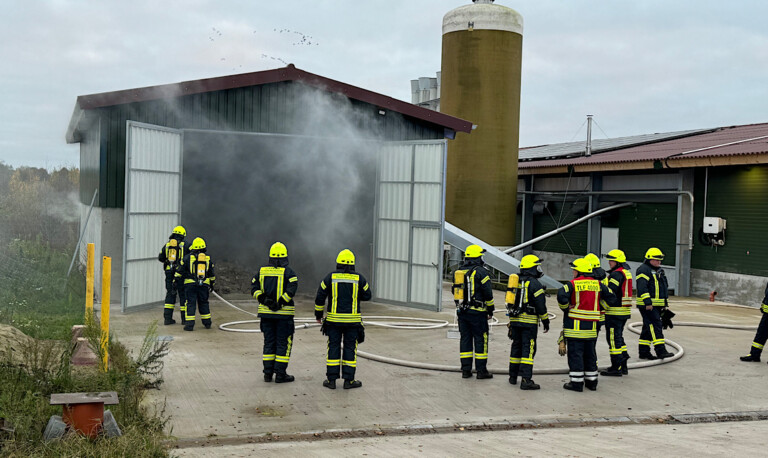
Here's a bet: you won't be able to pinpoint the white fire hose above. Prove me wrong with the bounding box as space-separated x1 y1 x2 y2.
213 292 758 375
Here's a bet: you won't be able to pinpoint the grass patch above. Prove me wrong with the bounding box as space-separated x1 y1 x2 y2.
0 239 172 456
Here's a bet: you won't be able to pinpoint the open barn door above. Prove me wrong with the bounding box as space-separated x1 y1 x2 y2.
373 140 446 311
122 122 183 312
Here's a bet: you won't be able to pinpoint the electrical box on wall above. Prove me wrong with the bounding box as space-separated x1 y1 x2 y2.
703 217 726 234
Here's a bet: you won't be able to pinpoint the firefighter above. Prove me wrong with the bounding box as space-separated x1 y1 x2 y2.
557 258 619 392
452 244 496 380
251 242 299 383
739 282 768 363
635 247 674 359
600 249 633 376
180 237 215 331
158 226 186 325
315 249 372 389
584 253 607 335
507 254 549 390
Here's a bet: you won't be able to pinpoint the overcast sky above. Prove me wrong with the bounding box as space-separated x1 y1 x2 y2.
1 0 766 169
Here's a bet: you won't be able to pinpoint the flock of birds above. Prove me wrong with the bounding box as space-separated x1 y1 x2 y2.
207 26 318 71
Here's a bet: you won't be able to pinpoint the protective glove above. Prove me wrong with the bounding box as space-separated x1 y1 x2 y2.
661 308 676 329
557 331 567 356
542 318 550 333
264 297 280 312
507 321 514 340
315 310 324 322
208 282 215 293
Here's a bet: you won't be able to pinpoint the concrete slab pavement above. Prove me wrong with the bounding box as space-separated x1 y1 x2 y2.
106 284 768 454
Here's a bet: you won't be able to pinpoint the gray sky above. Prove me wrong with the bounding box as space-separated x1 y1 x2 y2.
1 0 766 168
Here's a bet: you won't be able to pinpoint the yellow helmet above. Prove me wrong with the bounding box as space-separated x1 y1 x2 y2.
336 249 355 265
569 258 593 274
269 242 288 258
172 225 186 237
645 247 664 260
605 249 626 263
519 254 542 269
190 237 206 251
584 253 601 268
464 244 486 259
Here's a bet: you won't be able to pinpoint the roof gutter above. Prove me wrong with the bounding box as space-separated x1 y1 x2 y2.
663 135 768 168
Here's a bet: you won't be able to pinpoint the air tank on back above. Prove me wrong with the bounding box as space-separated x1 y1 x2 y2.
441 0 523 247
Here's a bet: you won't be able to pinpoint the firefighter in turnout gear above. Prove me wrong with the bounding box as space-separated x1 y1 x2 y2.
453 244 496 380
600 249 633 376
158 226 186 325
584 253 607 335
739 282 768 363
507 255 549 390
179 237 215 331
315 249 372 390
635 247 674 359
251 242 299 383
557 258 619 392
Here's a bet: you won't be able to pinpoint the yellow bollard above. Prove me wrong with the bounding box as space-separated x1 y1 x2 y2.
85 243 95 324
100 256 111 372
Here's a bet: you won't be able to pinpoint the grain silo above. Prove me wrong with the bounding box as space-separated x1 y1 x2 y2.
441 0 523 246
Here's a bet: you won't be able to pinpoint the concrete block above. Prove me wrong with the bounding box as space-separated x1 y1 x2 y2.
43 415 67 441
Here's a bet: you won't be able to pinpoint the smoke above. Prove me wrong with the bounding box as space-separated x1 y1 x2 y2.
180 84 382 294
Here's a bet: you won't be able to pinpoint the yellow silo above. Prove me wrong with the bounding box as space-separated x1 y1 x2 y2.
441 0 523 246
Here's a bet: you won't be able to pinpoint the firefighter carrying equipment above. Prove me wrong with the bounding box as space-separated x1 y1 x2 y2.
195 253 208 285
336 249 355 265
606 249 627 263
172 225 186 237
569 258 593 274
190 237 206 251
270 242 288 258
464 244 485 259
645 247 664 260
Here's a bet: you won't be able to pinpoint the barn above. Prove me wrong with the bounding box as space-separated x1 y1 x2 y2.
65 64 472 312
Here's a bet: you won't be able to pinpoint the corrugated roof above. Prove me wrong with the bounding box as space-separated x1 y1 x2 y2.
519 128 714 161
520 122 768 171
70 64 472 135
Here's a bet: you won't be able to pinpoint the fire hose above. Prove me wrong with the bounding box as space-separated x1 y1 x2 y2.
213 292 758 375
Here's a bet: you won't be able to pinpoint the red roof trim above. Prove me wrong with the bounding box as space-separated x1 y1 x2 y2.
75 64 472 134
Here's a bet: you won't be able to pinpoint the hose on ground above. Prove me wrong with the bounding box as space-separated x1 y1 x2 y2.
212 291 759 375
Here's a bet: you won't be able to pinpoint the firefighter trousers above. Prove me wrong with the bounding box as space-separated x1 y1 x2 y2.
638 307 668 356
605 315 629 368
748 313 768 357
566 338 598 388
458 311 490 373
184 283 211 329
325 323 360 381
509 325 537 379
260 316 294 376
163 271 186 322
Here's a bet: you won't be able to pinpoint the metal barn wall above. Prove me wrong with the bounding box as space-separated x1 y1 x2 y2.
78 115 101 205
85 82 443 207
692 165 768 277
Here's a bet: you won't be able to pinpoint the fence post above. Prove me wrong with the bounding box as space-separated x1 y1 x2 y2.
85 243 94 324
100 256 111 372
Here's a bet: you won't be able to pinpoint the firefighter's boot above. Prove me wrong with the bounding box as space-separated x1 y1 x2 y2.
275 373 295 383
343 379 362 389
476 371 494 380
323 379 336 390
563 382 584 392
740 354 761 362
520 378 540 390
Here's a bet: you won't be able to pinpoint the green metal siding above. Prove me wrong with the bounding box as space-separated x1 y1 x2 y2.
86 82 443 208
532 201 588 254
691 165 768 276
616 203 677 265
